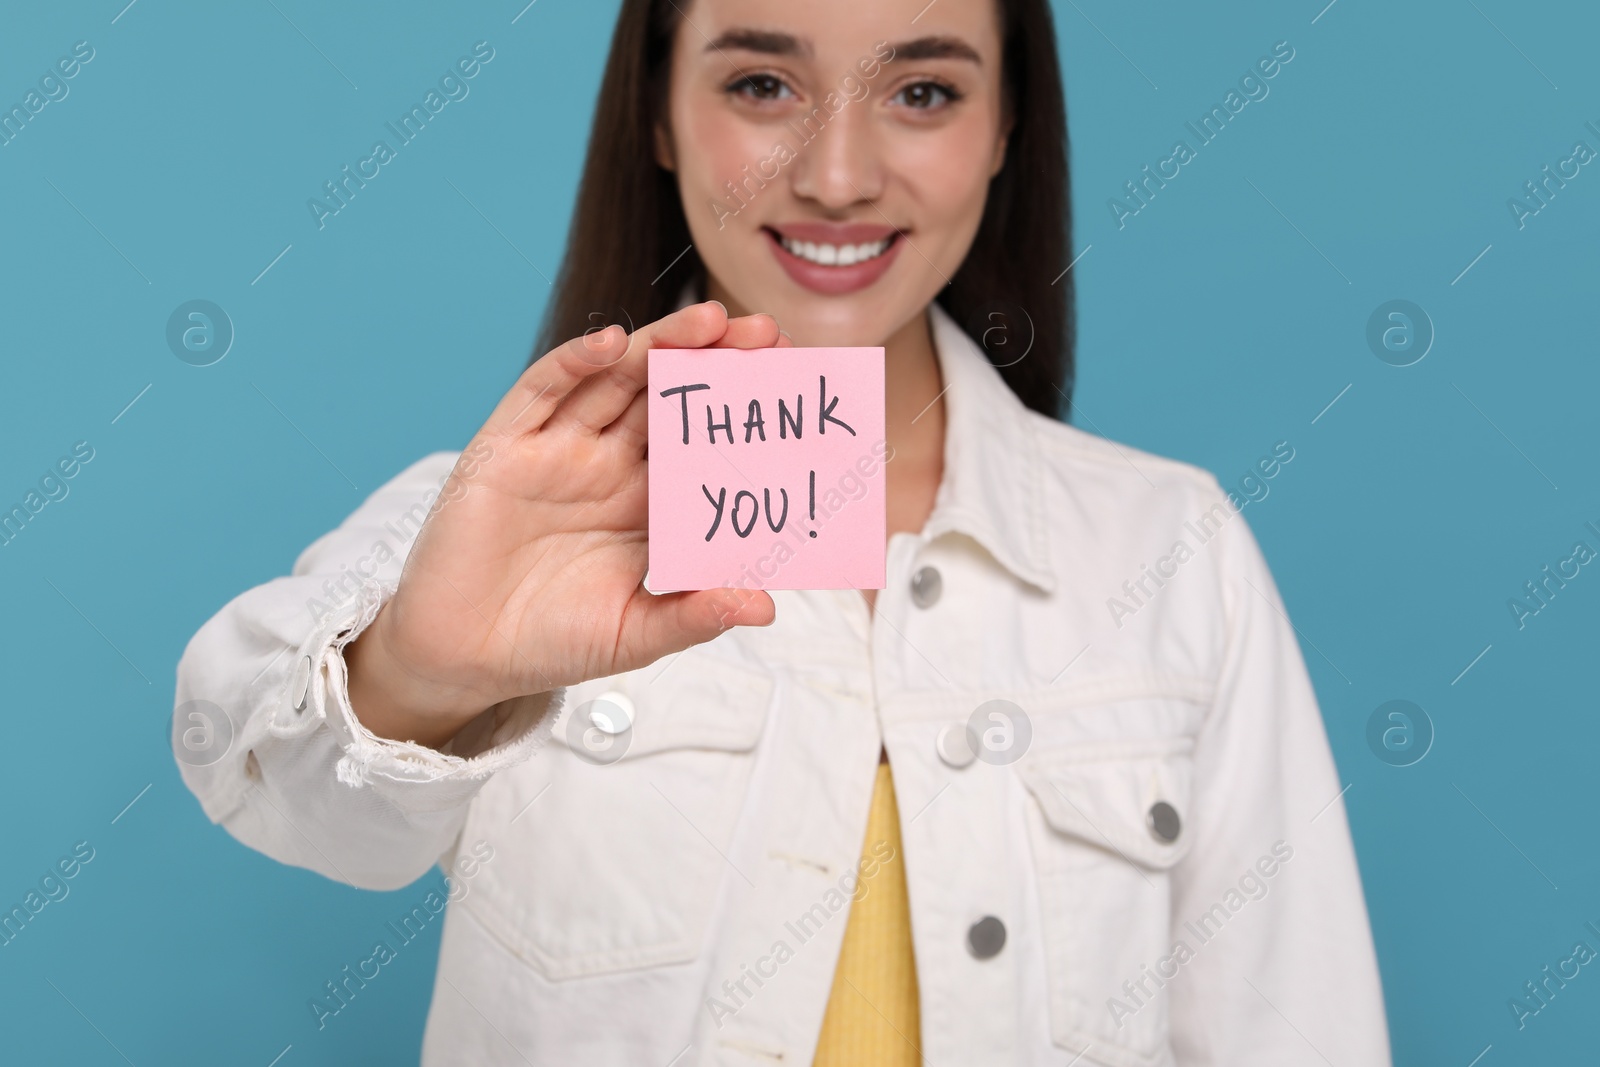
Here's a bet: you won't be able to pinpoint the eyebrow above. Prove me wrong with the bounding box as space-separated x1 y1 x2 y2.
705 28 811 58
889 36 983 64
703 29 982 66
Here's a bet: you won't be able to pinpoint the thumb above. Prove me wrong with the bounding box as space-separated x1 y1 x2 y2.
618 585 776 665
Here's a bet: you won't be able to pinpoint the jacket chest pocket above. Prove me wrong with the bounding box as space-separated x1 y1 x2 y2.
461 654 774 982
1017 735 1196 1067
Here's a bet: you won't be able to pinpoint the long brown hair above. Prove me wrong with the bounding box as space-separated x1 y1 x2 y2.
533 0 1074 419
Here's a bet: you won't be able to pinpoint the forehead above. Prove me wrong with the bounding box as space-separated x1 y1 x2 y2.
675 0 1004 64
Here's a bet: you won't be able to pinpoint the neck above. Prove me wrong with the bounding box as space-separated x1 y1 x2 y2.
880 306 946 511
855 306 948 612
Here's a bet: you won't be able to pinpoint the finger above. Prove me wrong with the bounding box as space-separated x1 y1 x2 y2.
602 311 790 452
566 305 771 438
481 324 626 438
482 301 729 438
604 314 792 453
712 313 783 350
555 310 784 436
606 388 648 453
618 585 776 666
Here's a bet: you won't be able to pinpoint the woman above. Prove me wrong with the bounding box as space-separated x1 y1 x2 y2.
174 0 1391 1063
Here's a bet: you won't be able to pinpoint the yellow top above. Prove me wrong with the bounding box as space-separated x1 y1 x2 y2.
812 757 922 1065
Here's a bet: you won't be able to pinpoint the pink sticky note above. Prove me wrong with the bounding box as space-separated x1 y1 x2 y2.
647 347 887 591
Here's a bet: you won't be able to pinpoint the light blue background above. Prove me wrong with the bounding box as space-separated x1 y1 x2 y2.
2 0 1596 1063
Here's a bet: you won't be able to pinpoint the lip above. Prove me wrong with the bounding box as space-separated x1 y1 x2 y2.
762 223 905 296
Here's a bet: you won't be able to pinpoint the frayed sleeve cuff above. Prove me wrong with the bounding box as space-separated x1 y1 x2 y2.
284 576 563 814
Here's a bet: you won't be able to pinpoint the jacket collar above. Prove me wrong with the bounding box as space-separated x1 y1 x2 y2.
922 300 1057 594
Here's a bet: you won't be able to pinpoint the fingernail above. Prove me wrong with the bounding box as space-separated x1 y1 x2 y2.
709 300 727 315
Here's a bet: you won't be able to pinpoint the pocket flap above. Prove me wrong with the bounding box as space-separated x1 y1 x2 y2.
554 654 774 760
1018 737 1196 870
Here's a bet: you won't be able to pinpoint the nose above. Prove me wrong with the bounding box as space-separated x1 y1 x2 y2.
787 97 884 211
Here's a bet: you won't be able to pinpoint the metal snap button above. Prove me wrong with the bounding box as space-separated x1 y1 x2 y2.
1147 800 1181 843
967 915 1006 960
910 566 942 608
588 691 635 735
936 722 976 768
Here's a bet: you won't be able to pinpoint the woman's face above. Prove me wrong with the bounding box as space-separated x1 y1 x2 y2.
658 0 1010 347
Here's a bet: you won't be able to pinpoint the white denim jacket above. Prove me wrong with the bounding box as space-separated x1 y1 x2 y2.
174 302 1390 1067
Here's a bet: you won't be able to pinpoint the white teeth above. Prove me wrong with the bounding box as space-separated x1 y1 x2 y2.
779 235 892 266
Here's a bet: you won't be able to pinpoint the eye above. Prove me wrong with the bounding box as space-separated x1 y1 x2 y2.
892 80 961 110
725 73 794 102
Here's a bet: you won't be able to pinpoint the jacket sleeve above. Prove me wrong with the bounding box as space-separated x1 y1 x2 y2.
1167 480 1391 1066
172 451 564 890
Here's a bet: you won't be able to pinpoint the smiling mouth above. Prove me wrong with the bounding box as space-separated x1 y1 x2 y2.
764 227 899 267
